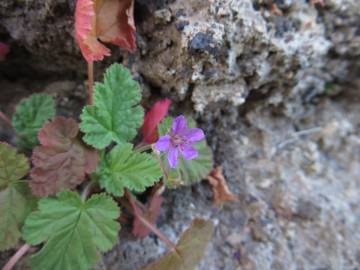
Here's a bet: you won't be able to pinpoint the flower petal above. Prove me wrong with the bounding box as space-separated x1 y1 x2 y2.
167 147 179 168
155 135 171 152
172 115 187 134
184 128 205 142
180 145 198 160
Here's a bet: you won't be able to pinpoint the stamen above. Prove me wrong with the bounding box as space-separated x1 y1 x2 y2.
171 134 185 147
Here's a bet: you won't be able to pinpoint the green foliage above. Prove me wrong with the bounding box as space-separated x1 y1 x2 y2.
141 219 214 270
158 117 213 188
12 93 56 149
0 22 217 270
23 191 120 270
80 64 144 149
157 116 172 136
0 182 36 251
98 143 162 196
0 143 36 251
165 140 213 187
0 143 29 189
0 52 214 270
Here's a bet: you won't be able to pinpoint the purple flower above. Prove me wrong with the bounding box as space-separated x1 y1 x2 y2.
155 115 205 168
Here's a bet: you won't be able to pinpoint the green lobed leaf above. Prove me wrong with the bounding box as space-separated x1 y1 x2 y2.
23 191 120 270
0 143 29 188
12 93 56 149
157 116 172 136
80 64 144 149
98 143 162 196
166 140 213 187
141 219 214 270
0 143 36 251
158 117 214 188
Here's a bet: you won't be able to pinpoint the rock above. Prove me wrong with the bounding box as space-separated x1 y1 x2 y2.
188 32 220 56
295 199 321 221
0 0 360 270
154 8 172 24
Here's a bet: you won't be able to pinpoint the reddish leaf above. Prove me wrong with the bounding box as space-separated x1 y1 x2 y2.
0 42 10 61
75 0 136 62
84 146 99 174
132 194 164 238
30 117 98 196
142 98 171 144
207 166 238 206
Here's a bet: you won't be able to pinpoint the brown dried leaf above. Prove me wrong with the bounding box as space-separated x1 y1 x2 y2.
141 219 214 270
207 166 238 206
75 0 136 62
96 0 136 50
30 117 98 196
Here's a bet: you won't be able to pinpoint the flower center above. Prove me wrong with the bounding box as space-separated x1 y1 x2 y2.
170 133 185 147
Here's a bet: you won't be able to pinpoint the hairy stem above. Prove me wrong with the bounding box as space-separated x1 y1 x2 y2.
87 61 94 104
124 190 177 252
2 243 31 270
0 111 13 128
81 180 95 202
153 150 169 180
134 142 152 153
138 214 177 251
